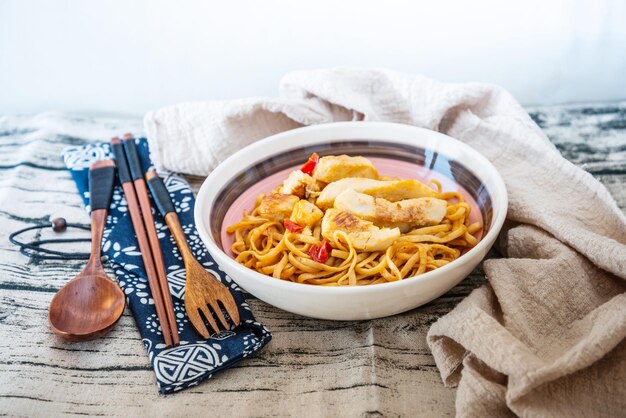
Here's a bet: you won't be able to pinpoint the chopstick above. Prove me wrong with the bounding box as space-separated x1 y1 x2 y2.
121 133 179 346
110 137 175 347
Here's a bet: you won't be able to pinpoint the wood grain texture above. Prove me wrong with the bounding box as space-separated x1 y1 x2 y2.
0 105 625 417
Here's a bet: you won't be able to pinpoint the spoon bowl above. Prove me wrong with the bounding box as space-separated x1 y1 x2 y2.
49 271 125 341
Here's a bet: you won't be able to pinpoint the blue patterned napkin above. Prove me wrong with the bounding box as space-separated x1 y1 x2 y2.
62 139 271 394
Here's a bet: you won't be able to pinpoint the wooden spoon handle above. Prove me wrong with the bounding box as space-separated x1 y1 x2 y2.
88 160 116 211
85 209 107 273
86 160 116 271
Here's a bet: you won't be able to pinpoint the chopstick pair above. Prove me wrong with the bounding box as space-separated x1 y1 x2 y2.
110 135 179 347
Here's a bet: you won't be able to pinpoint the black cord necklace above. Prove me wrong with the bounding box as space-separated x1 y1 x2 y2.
9 217 92 260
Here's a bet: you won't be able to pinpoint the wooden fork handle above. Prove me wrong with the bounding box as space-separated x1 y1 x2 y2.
164 212 196 266
145 171 196 263
145 171 176 218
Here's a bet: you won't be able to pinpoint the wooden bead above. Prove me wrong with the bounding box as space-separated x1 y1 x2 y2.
51 217 67 232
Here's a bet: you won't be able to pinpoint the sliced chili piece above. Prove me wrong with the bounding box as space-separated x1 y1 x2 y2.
308 244 323 263
300 152 319 176
308 238 332 263
284 219 304 233
318 239 332 262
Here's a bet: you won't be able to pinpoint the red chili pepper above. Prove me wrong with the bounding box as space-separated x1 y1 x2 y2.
300 152 319 176
284 219 304 233
308 238 332 263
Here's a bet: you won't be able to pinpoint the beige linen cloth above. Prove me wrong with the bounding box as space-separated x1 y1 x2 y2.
145 69 626 417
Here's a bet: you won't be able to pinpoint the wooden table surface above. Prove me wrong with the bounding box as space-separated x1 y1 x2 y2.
1 104 625 417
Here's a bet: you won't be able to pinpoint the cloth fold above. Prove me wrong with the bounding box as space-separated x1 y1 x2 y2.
144 68 626 415
62 139 271 394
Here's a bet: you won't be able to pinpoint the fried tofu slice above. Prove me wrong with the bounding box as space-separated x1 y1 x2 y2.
280 170 319 198
321 208 400 252
256 193 299 221
316 177 439 209
290 199 324 227
313 155 378 183
334 189 447 231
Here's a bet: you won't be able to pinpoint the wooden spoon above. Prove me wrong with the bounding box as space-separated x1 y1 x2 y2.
49 160 125 341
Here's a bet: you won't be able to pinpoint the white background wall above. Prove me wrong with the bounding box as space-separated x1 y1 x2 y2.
1 0 625 116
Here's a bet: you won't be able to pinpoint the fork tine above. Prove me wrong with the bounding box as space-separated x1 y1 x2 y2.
199 304 220 335
209 300 230 329
186 306 210 339
219 296 241 327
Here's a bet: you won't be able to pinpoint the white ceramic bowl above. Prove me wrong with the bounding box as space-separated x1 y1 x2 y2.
195 122 507 320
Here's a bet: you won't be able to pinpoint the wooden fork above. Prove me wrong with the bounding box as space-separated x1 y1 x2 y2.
145 171 240 338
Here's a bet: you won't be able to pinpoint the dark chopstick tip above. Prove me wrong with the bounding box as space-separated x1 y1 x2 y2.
123 133 134 140
110 136 121 145
145 170 158 181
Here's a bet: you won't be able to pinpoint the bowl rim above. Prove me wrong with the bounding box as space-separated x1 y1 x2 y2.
195 121 508 294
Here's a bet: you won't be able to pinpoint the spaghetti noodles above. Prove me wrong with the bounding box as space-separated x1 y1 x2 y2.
227 155 482 286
